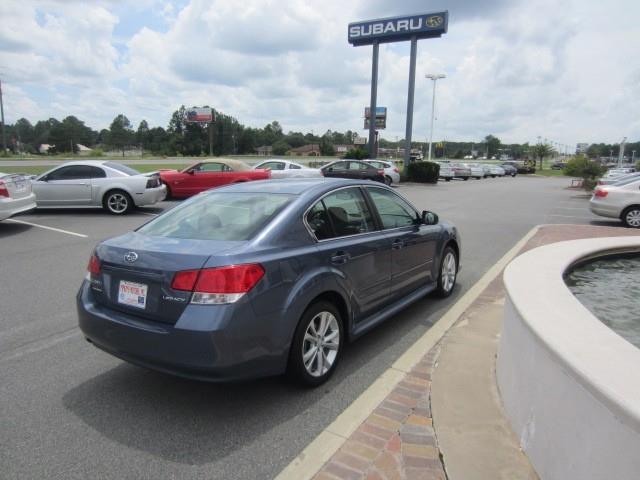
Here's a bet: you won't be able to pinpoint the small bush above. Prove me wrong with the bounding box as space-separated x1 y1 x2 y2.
91 148 104 157
564 155 605 191
343 147 369 160
406 161 440 183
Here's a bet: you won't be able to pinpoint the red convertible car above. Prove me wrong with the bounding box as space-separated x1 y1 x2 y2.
159 159 271 198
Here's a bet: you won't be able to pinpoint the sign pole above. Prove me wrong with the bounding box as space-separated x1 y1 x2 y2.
0 80 6 153
403 36 418 169
368 40 379 159
209 122 213 156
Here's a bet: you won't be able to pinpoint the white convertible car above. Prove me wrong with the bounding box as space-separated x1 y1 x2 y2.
252 159 322 179
31 161 166 214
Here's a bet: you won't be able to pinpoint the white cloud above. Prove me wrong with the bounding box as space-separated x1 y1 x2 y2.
0 0 638 145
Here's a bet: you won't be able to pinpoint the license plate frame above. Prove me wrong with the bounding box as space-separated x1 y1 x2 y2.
118 280 148 309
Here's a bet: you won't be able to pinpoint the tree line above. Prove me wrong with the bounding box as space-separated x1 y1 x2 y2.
2 106 637 160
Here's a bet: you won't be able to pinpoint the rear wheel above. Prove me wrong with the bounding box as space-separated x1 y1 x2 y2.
463 177 469 181
288 301 343 387
435 246 457 297
445 178 451 182
103 190 133 215
622 206 640 228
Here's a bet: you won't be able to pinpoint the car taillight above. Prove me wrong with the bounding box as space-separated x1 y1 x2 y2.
146 177 159 188
594 189 608 198
85 253 102 283
171 264 265 304
393 168 399 173
377 169 384 176
0 180 9 198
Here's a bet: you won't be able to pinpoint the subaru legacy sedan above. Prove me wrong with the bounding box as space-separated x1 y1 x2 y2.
78 179 460 386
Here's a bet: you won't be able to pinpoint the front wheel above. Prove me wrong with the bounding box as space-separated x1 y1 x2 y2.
103 190 133 215
622 206 640 228
288 301 344 387
435 246 458 297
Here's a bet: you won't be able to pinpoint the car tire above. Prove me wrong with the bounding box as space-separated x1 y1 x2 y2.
103 190 133 215
463 177 469 181
445 178 451 182
435 246 457 298
621 206 640 228
288 300 344 387
384 175 392 186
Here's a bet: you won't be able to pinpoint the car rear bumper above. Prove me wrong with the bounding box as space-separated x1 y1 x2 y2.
77 282 288 381
133 185 166 206
0 193 37 221
589 199 622 219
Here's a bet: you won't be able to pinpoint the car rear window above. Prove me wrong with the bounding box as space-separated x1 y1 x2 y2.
611 175 640 186
137 192 294 241
104 162 141 176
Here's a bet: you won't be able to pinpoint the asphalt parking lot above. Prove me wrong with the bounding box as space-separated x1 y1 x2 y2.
0 176 623 479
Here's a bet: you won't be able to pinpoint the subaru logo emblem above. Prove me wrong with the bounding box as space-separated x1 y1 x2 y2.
124 252 138 263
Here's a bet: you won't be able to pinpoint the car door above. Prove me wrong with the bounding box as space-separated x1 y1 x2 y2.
258 161 287 178
306 187 392 322
33 165 94 206
365 186 440 297
188 162 226 194
323 161 349 179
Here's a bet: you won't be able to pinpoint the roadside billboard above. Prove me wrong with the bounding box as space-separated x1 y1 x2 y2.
348 12 448 46
185 107 214 123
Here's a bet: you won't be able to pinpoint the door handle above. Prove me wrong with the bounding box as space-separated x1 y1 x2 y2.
392 239 404 250
330 251 349 265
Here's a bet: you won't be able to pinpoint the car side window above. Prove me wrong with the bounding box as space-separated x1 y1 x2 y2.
308 188 375 239
367 188 417 229
199 163 225 172
289 164 301 169
349 161 370 170
46 165 92 181
329 162 348 170
88 166 106 178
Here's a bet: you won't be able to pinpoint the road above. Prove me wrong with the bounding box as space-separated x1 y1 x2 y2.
0 177 619 479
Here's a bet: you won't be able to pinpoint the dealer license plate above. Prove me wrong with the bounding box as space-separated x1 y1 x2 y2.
118 280 148 309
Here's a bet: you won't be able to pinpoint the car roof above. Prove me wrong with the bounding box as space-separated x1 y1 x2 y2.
208 178 385 196
49 160 109 167
190 158 251 171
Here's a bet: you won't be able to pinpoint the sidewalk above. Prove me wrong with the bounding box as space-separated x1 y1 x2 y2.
309 224 638 480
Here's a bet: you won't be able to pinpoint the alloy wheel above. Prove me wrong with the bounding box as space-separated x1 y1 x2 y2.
302 311 340 377
107 193 129 214
625 208 640 228
441 251 457 293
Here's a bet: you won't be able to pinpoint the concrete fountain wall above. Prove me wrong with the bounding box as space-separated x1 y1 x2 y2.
497 236 640 480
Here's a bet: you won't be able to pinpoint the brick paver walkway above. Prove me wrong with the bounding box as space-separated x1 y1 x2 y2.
312 224 639 480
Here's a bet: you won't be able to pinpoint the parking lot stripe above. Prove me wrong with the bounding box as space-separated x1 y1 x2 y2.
5 219 88 238
274 226 541 480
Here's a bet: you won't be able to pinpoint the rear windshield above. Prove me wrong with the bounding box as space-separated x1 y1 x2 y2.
611 175 640 186
104 162 141 176
137 192 294 241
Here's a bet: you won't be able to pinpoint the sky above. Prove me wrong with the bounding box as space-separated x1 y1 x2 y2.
1 0 639 146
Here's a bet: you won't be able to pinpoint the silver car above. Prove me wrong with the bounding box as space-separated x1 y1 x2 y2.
365 160 401 185
32 161 166 214
252 159 322 179
0 172 37 221
590 176 640 228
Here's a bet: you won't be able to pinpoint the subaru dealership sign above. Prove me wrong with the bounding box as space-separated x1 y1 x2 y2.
348 12 448 46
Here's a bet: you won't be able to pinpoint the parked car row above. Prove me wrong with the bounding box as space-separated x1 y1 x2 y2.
436 162 517 181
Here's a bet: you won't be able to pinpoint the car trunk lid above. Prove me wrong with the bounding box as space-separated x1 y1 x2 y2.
91 232 244 324
1 174 32 199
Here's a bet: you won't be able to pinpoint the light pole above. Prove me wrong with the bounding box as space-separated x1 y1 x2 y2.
425 73 445 162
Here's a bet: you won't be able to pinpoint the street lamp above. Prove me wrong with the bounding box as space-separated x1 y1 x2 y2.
425 73 446 162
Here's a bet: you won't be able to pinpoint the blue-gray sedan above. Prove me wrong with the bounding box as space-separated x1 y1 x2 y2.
77 179 461 386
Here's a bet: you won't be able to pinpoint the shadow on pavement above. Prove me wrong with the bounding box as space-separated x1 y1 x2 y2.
61 287 459 466
0 221 32 238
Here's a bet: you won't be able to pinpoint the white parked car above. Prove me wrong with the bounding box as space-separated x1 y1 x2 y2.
590 176 640 228
0 172 37 221
463 163 484 179
603 168 635 179
487 165 506 177
437 162 454 181
31 161 166 214
365 160 401 185
252 159 322 179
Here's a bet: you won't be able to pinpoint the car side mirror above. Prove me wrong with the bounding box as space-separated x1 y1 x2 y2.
422 210 439 225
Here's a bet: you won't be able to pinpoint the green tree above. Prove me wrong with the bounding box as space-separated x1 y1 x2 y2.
564 155 605 191
272 140 291 155
484 134 501 158
49 116 94 153
530 143 554 169
14 118 35 152
108 114 134 156
136 120 150 153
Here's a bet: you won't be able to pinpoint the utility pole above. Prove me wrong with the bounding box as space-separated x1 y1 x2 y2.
0 79 6 153
425 73 445 162
618 137 627 167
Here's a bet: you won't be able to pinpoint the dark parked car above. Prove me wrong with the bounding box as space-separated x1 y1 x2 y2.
321 160 385 183
78 179 460 386
500 164 518 177
503 161 535 174
551 162 567 170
